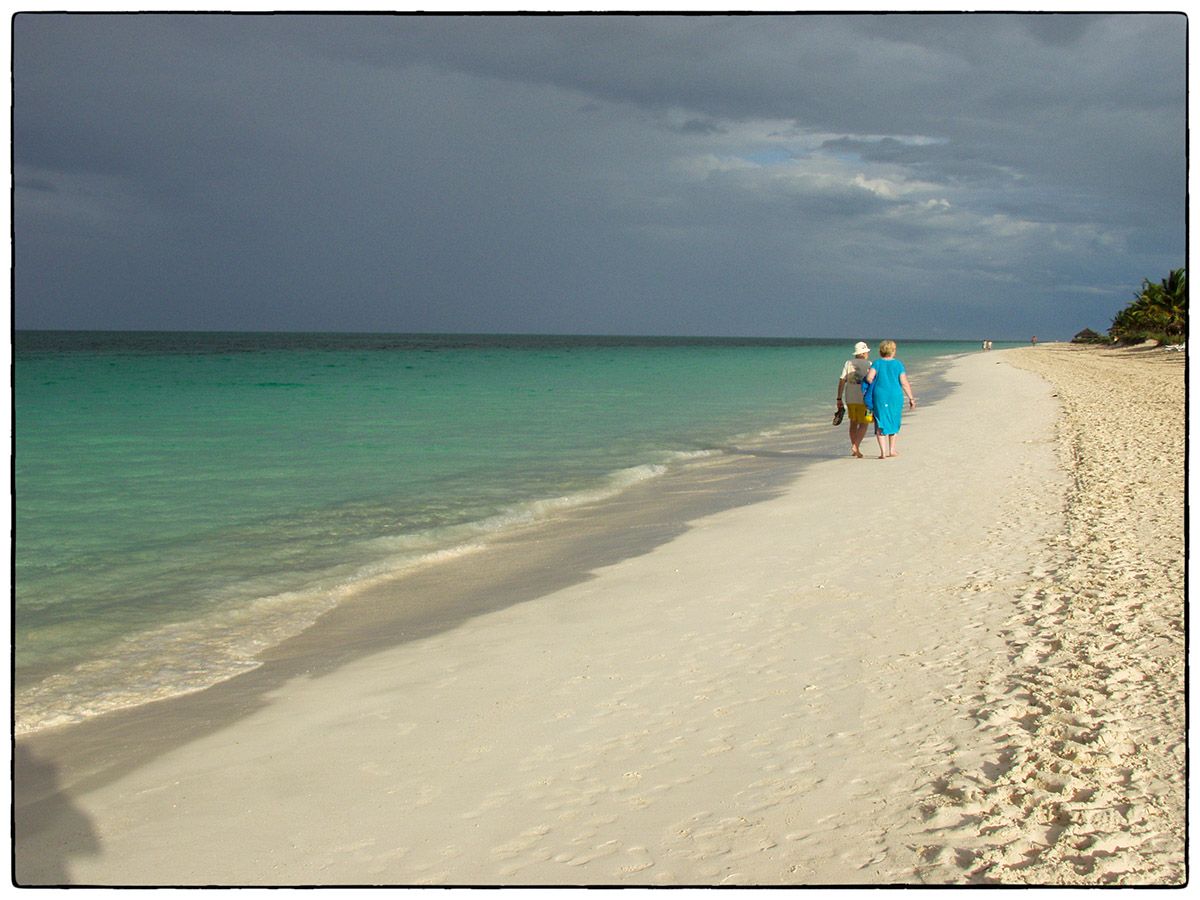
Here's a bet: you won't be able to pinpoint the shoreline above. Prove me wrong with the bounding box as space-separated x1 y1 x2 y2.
14 353 964 740
14 345 1184 885
10 447 766 737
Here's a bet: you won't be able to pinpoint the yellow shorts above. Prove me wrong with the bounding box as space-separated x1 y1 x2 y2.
847 403 872 425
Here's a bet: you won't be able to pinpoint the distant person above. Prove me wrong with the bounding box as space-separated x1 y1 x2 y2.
865 339 916 459
835 341 873 459
981 340 987 351
1031 335 1038 346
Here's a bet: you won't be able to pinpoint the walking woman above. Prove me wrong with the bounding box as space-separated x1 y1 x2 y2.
864 339 916 459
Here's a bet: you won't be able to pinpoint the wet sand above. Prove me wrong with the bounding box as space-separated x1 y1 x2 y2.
13 344 1185 885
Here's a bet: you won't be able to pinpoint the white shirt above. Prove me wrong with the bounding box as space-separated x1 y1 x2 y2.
840 357 871 404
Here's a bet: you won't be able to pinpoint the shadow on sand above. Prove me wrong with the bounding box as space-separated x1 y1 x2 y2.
13 744 101 885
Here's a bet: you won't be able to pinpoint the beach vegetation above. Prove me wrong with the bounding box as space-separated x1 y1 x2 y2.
1109 268 1187 344
1071 328 1107 344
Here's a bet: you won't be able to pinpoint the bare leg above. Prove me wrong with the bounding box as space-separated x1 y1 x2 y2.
876 431 888 459
889 432 900 457
849 421 867 457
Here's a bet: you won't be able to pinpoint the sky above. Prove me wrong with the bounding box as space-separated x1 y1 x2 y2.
11 11 1188 340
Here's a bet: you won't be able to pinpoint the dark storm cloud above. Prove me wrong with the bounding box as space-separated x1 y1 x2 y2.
13 12 1187 338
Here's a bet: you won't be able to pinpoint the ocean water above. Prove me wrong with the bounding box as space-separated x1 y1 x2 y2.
14 332 983 733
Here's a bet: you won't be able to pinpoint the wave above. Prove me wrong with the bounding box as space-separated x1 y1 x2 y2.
14 450 724 735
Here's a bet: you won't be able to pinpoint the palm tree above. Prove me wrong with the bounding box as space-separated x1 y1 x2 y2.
1110 268 1187 341
1156 268 1187 336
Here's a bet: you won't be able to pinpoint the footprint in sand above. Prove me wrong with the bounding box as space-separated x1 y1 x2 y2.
497 845 554 878
490 824 553 860
615 845 656 874
557 839 620 867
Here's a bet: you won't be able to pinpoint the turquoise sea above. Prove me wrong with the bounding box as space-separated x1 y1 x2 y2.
14 332 986 733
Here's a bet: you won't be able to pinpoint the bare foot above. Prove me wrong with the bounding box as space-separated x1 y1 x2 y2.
852 449 863 459
878 454 888 460
889 451 900 457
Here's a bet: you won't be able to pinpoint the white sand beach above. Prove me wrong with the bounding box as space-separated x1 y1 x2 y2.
14 345 1186 886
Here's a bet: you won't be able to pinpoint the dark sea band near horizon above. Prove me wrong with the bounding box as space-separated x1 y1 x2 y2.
14 331 999 734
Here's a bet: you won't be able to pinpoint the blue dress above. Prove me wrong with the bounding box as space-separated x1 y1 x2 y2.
869 358 906 435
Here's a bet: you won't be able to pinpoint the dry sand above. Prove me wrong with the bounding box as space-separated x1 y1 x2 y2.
13 344 1186 886
927 343 1186 884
